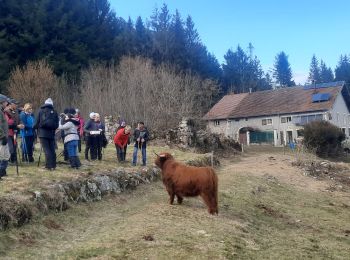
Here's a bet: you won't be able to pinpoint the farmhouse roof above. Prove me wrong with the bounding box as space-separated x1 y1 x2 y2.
203 81 345 120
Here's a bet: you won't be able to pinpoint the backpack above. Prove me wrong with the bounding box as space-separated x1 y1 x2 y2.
40 108 59 130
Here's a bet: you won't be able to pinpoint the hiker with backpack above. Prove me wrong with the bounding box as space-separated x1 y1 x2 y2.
34 98 59 170
59 112 81 169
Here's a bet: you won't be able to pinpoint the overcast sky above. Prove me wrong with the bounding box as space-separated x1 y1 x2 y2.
110 0 350 84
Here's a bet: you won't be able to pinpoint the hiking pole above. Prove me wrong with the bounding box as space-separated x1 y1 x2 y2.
14 133 19 176
37 144 43 167
20 131 29 163
138 140 142 166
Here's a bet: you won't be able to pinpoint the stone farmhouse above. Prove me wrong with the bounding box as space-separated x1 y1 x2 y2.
203 81 350 146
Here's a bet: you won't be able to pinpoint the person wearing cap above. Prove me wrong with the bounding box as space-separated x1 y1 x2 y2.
83 112 96 161
19 103 35 162
0 94 9 178
34 98 59 170
4 98 21 163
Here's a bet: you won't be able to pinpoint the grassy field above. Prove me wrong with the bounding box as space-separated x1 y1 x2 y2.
0 142 203 195
0 145 350 259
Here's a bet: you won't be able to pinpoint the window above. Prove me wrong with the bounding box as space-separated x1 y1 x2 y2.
344 114 346 124
293 114 323 125
342 128 346 134
348 128 350 136
281 116 292 123
214 120 220 126
262 118 272 125
297 130 304 137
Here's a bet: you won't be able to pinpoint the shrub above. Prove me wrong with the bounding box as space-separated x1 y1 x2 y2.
7 59 71 111
303 120 345 157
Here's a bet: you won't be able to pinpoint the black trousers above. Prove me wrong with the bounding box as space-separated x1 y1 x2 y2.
8 136 17 162
40 138 56 169
90 136 102 160
85 136 91 160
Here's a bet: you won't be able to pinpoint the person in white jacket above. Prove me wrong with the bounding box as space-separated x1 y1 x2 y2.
59 113 81 168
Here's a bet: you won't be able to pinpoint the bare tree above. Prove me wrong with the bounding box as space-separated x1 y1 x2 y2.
7 60 71 111
78 56 219 133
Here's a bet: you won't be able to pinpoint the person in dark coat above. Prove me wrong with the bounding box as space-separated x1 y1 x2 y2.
90 113 105 160
34 98 59 170
132 121 149 166
83 112 96 161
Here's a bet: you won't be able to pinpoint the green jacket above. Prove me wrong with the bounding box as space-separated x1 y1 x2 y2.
0 108 8 139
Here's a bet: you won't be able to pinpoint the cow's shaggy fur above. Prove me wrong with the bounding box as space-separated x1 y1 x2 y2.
155 153 218 214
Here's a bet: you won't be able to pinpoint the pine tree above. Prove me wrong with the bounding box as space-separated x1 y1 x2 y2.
150 3 172 64
273 51 294 87
308 55 321 83
335 55 350 84
319 60 334 83
134 16 151 57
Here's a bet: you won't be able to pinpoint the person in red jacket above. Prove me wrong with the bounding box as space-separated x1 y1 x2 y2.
113 125 131 162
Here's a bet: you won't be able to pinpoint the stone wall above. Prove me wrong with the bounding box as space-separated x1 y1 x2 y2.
0 167 160 230
104 115 119 142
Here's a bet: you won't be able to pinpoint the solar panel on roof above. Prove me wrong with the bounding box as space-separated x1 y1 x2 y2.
303 81 345 90
312 93 331 102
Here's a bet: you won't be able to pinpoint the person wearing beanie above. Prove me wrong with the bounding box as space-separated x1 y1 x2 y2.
45 98 53 106
0 94 9 179
83 112 96 160
34 98 59 170
89 113 105 161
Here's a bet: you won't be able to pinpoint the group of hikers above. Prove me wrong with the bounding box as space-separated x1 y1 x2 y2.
0 95 149 180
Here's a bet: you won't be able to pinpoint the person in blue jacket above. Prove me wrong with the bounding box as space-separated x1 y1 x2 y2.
19 103 35 162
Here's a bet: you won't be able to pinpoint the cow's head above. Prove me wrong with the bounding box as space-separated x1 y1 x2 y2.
154 152 174 169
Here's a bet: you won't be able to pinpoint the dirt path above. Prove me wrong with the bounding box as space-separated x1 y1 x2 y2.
1 151 350 259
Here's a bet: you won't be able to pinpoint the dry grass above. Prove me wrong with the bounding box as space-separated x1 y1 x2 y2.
0 146 350 259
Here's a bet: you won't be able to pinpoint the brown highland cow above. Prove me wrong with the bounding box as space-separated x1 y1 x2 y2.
154 152 218 214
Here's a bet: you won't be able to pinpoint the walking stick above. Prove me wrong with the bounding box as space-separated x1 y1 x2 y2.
14 133 19 176
20 131 29 163
138 140 142 166
37 144 42 167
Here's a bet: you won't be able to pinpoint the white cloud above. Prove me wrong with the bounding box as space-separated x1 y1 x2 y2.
293 72 308 85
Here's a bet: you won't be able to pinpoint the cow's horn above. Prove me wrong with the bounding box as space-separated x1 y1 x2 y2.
154 152 160 157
